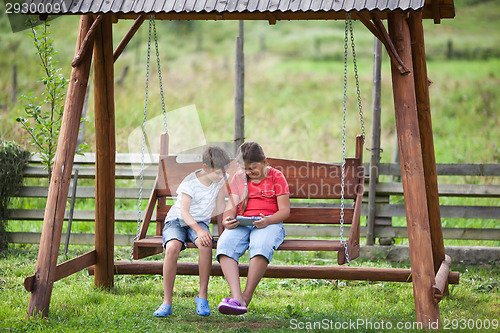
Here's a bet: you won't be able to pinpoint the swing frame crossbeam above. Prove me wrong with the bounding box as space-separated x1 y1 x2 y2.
24 0 457 327
89 260 459 285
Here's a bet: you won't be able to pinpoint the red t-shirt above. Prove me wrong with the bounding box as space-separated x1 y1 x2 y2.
229 167 289 217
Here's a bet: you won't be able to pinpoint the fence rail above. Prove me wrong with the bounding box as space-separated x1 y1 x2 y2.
7 155 500 245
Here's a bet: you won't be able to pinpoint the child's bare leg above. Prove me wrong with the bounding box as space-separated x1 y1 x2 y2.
242 255 269 306
163 240 183 304
194 239 212 300
219 254 246 306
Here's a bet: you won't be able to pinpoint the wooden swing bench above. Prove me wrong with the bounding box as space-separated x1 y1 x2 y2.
131 133 364 264
101 133 460 286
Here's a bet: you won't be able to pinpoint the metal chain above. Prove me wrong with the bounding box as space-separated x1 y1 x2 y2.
339 13 350 264
130 16 154 261
152 18 168 130
129 16 169 261
349 18 366 143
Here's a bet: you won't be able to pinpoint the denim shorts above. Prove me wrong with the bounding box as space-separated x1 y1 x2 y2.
216 223 286 263
162 218 211 250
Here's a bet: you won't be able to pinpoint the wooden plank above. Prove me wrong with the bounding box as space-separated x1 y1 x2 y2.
28 15 95 318
388 11 440 325
286 207 354 224
88 261 460 284
375 163 500 177
16 186 154 199
22 165 157 179
24 250 97 292
268 158 363 199
9 232 134 246
156 205 356 225
134 235 345 252
375 183 500 197
29 152 160 165
279 239 343 251
374 226 500 241
8 209 156 222
370 204 500 220
93 14 115 289
156 155 363 199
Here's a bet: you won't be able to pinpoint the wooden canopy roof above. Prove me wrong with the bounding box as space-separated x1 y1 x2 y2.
26 0 454 21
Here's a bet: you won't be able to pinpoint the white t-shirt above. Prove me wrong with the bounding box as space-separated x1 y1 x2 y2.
165 169 227 227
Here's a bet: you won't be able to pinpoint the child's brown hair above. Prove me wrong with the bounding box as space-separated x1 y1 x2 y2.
235 142 266 214
202 146 230 172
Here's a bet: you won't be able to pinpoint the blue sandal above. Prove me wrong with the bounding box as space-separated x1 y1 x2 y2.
153 303 172 317
195 295 210 316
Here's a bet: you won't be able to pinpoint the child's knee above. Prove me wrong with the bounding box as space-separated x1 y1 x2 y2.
197 243 213 254
165 239 183 257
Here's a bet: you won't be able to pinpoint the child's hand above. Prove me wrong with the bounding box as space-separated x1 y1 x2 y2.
253 214 271 228
223 216 239 229
197 229 213 247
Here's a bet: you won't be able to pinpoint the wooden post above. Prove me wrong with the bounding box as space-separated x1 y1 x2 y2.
366 37 383 245
388 11 440 328
408 11 446 274
63 166 80 257
234 21 245 154
157 132 169 236
93 14 115 289
12 64 17 104
27 15 94 317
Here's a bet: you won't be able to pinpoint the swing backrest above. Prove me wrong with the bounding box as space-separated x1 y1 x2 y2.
153 135 364 228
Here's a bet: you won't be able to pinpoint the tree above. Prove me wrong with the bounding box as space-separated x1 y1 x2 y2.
16 18 87 181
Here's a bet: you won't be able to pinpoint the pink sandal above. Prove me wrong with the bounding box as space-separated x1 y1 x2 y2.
217 297 248 315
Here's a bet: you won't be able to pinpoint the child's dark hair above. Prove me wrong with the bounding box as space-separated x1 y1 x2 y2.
236 141 267 214
202 146 231 171
236 141 266 164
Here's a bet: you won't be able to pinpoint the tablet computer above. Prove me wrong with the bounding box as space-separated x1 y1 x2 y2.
236 216 261 226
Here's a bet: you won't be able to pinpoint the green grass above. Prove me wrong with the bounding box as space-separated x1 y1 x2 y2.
0 245 499 332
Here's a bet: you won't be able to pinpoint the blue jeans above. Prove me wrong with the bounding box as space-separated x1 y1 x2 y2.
162 218 211 251
216 223 286 263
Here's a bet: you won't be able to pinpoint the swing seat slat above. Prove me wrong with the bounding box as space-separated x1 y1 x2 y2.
133 236 346 252
133 133 364 267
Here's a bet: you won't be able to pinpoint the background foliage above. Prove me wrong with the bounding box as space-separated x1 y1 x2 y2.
0 140 29 251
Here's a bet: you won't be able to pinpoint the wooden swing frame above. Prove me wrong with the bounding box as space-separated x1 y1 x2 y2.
24 0 459 328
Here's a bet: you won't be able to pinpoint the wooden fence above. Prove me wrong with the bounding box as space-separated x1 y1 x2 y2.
7 154 500 247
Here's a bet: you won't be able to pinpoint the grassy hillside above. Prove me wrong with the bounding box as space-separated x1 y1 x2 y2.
0 0 499 165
